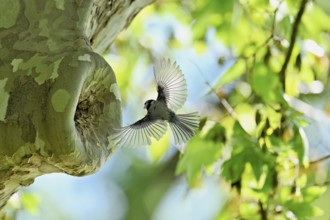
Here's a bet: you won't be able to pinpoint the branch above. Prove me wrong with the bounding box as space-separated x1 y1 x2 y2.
258 200 268 220
189 61 237 118
309 181 330 187
310 154 330 165
91 0 154 52
279 0 309 91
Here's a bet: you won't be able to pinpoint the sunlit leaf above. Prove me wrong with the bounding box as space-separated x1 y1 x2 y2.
192 0 235 40
231 122 254 148
222 146 265 182
292 125 306 166
148 129 170 163
20 192 40 215
286 71 300 96
176 136 221 186
284 201 323 219
235 103 256 135
193 40 207 54
248 0 269 7
276 15 292 40
222 122 264 181
301 186 327 203
266 105 282 130
216 60 245 86
252 63 280 104
302 4 330 41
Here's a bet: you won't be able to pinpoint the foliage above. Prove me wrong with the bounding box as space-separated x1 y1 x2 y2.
1 192 40 219
171 0 330 219
107 0 330 218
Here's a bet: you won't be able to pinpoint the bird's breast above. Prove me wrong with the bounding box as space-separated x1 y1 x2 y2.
148 101 170 121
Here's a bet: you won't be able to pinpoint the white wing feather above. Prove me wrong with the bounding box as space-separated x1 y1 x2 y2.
111 118 167 148
154 58 187 111
169 112 199 144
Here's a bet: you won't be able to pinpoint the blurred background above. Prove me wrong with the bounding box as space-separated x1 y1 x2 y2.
4 0 330 219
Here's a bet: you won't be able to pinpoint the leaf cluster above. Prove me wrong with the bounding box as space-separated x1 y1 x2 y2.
175 0 330 219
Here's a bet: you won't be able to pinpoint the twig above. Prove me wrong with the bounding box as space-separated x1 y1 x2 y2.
307 181 330 187
258 200 268 220
253 34 274 57
310 154 330 165
189 61 237 118
279 0 309 91
225 0 283 62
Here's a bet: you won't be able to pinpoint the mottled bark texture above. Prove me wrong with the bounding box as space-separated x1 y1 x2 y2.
0 0 153 208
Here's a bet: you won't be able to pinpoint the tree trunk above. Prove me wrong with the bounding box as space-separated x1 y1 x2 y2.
0 0 153 209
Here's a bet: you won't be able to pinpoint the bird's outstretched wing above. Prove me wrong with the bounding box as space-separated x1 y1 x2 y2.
169 112 199 144
154 58 187 111
111 116 167 148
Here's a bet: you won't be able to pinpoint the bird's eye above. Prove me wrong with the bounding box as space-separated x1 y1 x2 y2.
144 101 149 109
144 100 153 109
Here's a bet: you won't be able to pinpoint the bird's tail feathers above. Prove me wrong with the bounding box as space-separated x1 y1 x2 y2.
169 112 199 144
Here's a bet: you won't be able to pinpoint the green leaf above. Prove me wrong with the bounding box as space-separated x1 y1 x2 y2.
266 105 282 130
204 123 226 143
148 130 170 163
222 146 264 182
248 0 269 7
262 168 278 193
231 122 255 150
284 201 323 219
222 122 264 181
193 0 235 18
249 152 264 181
192 0 235 40
222 152 245 182
302 5 330 41
216 60 245 86
301 186 327 203
292 125 307 165
21 192 40 215
276 15 292 40
235 103 256 135
252 63 280 104
176 136 221 185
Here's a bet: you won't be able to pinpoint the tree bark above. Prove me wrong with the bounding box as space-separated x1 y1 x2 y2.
0 0 153 208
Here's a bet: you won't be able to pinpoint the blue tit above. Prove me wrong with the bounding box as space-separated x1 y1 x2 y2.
112 58 199 148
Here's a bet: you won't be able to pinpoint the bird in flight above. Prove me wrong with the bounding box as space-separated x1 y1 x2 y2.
112 58 199 148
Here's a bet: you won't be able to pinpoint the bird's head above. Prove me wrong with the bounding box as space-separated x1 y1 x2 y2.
144 100 154 110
